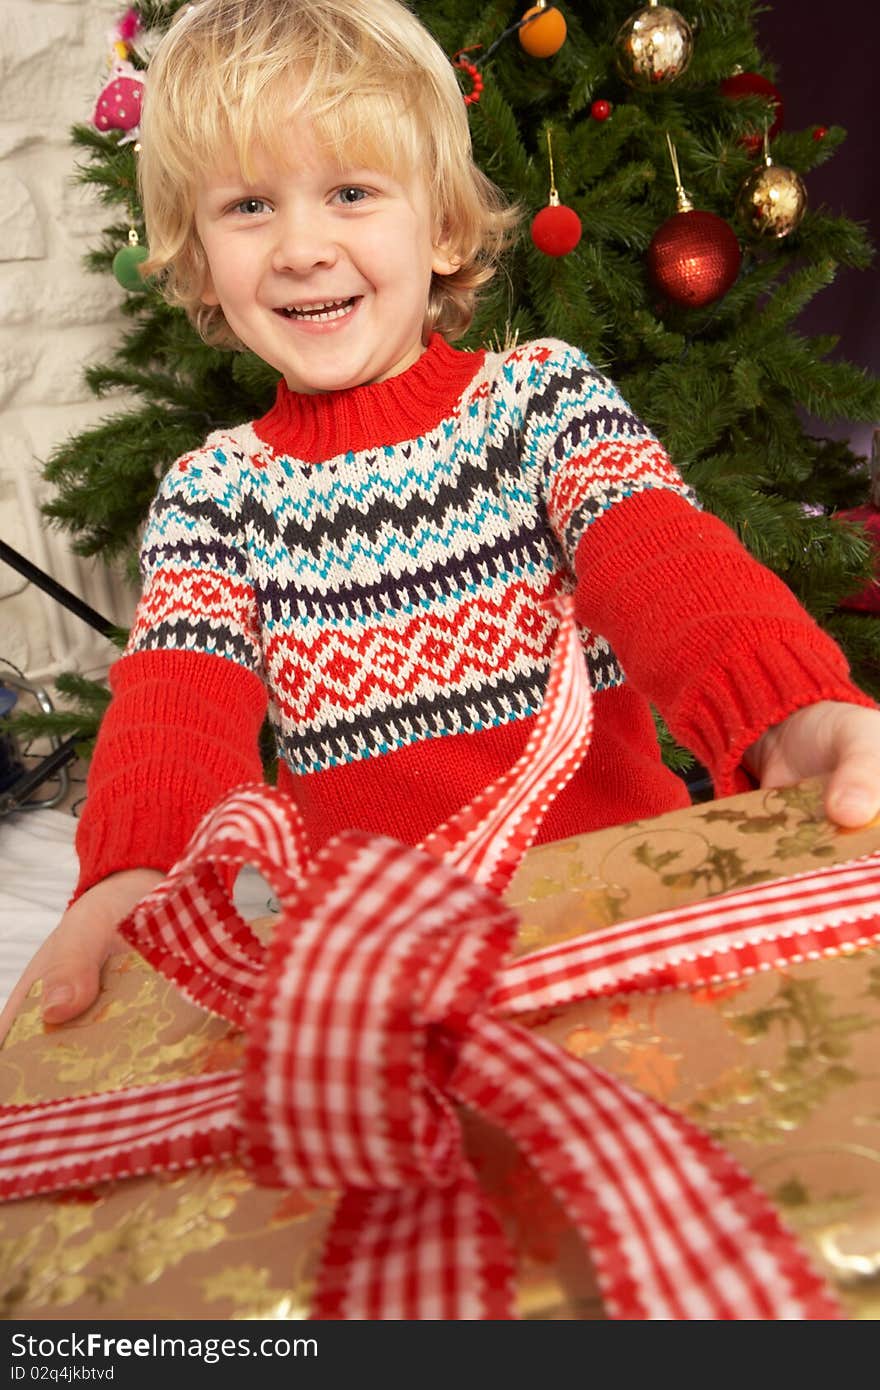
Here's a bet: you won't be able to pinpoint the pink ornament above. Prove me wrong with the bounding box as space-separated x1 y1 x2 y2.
835 503 880 612
117 7 142 45
92 62 145 133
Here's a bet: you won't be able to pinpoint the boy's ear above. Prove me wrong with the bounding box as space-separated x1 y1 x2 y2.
199 265 220 306
431 239 462 277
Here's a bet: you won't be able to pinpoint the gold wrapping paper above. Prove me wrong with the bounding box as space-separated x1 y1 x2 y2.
2 779 880 1321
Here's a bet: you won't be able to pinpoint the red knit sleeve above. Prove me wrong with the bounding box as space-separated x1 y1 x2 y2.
573 488 877 796
72 648 267 900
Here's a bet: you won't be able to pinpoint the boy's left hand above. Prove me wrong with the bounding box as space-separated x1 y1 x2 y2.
745 700 880 828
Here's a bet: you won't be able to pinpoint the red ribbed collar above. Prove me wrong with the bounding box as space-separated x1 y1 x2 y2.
252 333 485 463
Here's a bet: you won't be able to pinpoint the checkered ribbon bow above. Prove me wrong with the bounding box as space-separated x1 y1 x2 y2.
3 601 876 1318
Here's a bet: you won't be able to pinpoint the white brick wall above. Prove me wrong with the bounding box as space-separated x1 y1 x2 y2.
0 0 139 687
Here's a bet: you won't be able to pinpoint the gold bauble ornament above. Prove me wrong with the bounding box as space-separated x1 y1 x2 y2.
737 157 807 239
614 1 693 90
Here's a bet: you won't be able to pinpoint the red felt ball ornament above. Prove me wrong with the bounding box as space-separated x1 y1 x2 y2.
648 209 741 308
92 63 145 133
591 99 612 121
531 200 582 256
532 129 582 257
720 71 783 153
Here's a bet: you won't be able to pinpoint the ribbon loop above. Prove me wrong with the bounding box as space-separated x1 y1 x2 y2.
239 830 518 1193
165 780 310 908
121 782 311 1026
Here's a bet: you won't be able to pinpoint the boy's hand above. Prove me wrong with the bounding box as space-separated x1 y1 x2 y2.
745 701 880 827
0 867 164 1047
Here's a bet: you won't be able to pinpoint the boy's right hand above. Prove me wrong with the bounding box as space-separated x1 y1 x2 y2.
0 867 165 1047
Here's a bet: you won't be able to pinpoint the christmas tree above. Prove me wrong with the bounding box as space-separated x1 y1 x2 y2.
32 0 880 767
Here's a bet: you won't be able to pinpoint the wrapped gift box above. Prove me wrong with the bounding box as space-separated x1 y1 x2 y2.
2 778 880 1321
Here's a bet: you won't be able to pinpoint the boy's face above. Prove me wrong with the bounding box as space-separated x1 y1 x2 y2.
193 114 458 394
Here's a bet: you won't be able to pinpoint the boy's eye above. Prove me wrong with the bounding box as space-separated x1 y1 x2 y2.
234 197 270 215
336 187 369 205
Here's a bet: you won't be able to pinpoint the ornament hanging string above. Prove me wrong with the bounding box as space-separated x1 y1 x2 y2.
452 6 557 75
477 12 544 65
546 127 560 207
664 132 692 212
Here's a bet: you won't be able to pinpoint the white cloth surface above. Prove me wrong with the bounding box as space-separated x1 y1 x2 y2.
0 807 77 1010
0 807 278 1010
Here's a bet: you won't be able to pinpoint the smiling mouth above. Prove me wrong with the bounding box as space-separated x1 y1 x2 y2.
276 297 358 322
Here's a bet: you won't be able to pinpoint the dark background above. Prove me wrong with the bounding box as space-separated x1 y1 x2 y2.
758 0 879 461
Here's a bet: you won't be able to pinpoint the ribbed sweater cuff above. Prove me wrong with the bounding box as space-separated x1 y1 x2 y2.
72 649 267 901
573 488 877 799
673 639 877 797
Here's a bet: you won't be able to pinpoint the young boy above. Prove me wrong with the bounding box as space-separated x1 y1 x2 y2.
3 0 879 1040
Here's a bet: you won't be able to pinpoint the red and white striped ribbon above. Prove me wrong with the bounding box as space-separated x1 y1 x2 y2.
492 847 880 1013
0 600 857 1319
419 597 593 896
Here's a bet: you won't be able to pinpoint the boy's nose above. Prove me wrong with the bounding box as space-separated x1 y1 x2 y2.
271 208 339 274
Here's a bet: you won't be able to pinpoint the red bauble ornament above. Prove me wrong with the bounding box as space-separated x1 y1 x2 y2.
720 71 783 154
591 99 612 121
647 209 741 308
531 201 582 256
812 125 828 141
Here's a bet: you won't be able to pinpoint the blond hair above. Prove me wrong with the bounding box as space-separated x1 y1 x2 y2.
138 0 520 346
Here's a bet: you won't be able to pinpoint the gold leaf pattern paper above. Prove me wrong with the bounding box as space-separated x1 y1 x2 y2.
2 780 880 1319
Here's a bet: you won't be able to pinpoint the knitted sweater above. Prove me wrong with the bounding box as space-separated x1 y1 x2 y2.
73 334 873 896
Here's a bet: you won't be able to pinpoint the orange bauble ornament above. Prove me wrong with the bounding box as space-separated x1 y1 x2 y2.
519 4 567 59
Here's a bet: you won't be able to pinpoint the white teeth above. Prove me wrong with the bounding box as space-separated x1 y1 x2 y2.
282 297 355 322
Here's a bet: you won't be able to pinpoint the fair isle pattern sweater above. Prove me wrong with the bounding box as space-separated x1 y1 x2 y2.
73 335 874 897
136 337 691 771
